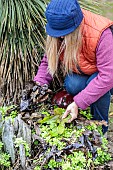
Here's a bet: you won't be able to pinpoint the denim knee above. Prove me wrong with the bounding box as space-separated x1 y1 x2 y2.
64 73 89 96
86 72 98 85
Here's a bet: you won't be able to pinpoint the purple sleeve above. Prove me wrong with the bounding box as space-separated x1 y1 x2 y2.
74 28 113 109
33 54 52 85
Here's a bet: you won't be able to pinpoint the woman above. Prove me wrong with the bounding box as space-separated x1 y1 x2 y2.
34 0 113 134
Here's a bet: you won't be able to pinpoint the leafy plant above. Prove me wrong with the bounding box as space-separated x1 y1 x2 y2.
79 108 93 120
9 110 18 119
0 141 11 168
0 142 3 150
34 108 111 169
0 106 17 120
14 137 30 157
94 148 111 165
34 165 42 170
0 0 47 104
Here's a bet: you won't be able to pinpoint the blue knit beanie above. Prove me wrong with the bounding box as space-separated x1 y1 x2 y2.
45 0 83 37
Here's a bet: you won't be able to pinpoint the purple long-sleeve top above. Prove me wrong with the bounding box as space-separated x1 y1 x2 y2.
34 28 113 109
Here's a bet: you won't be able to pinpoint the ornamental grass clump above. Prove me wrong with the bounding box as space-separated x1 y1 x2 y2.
0 0 47 104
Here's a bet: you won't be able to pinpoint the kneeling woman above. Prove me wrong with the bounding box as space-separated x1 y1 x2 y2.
34 0 113 134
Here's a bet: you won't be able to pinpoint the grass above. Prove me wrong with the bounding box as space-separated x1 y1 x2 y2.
101 0 113 19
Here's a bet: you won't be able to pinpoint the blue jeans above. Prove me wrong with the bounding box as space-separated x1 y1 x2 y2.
64 72 113 134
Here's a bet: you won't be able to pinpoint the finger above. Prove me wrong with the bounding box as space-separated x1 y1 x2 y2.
68 117 74 123
68 112 77 123
62 109 70 119
68 115 77 123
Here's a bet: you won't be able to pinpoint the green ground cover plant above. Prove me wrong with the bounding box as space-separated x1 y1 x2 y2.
0 142 10 169
33 107 111 170
0 105 112 169
0 106 17 120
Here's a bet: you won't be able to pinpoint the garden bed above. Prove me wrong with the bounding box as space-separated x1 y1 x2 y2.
0 84 113 170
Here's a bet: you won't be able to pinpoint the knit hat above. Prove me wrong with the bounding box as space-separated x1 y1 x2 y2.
45 0 83 37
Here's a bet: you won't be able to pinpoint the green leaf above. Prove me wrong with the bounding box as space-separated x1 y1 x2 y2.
57 123 65 135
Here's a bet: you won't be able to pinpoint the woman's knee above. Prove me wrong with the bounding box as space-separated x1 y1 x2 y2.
64 73 88 96
86 72 98 85
64 76 78 95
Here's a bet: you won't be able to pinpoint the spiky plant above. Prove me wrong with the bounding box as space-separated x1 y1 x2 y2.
0 0 109 104
0 0 47 104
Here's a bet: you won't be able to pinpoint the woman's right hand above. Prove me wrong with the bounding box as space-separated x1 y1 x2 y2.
62 102 78 123
31 83 52 103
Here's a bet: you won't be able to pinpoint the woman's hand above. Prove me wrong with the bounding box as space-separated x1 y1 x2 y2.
62 102 78 123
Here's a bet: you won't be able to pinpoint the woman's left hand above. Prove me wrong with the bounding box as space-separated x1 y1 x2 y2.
62 102 78 123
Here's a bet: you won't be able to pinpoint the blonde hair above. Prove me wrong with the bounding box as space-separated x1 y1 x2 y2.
45 26 82 76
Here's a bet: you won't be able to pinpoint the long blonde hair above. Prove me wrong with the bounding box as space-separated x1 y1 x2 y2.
45 26 82 76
